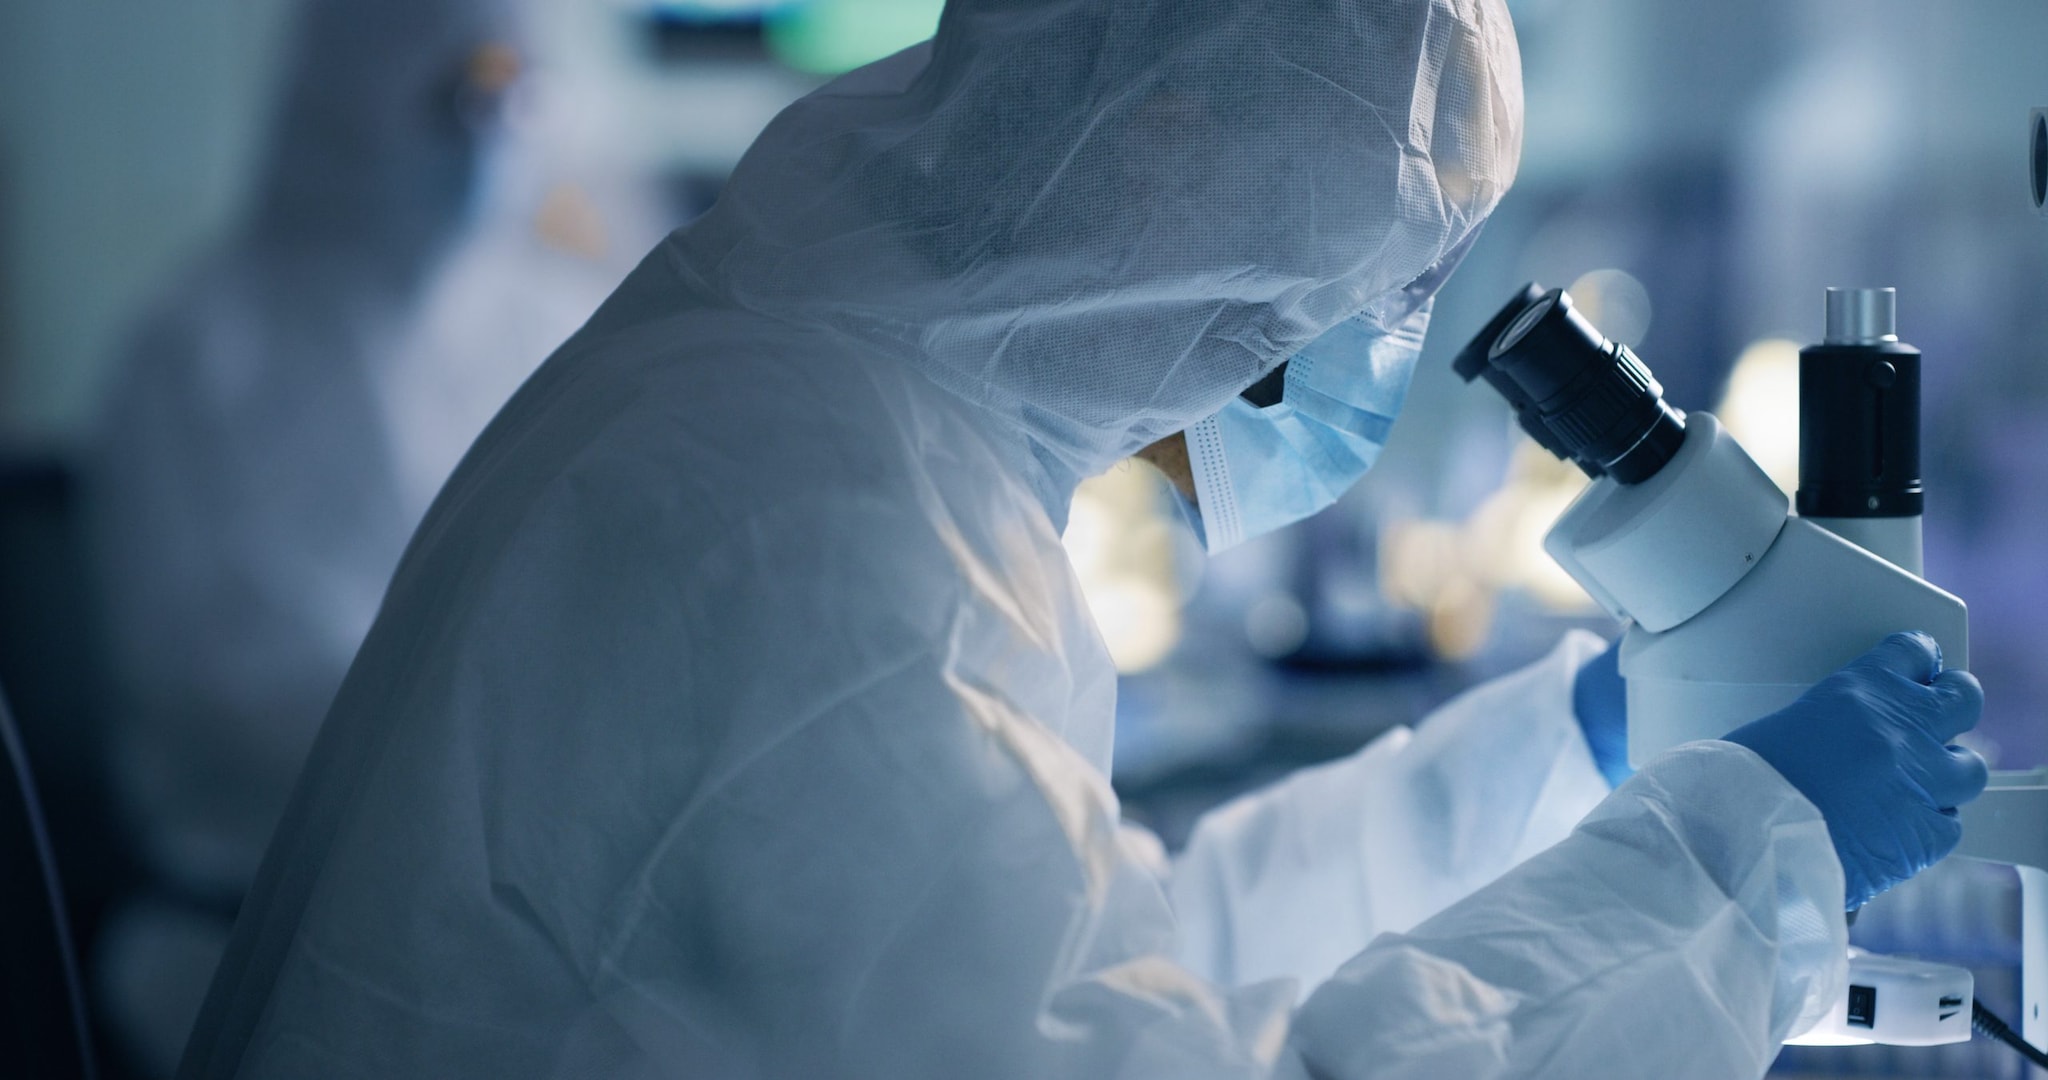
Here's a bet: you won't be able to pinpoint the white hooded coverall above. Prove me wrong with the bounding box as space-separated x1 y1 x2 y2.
90 0 662 1069
181 0 1847 1076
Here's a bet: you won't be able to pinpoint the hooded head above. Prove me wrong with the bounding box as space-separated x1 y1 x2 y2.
250 0 525 273
676 0 1521 510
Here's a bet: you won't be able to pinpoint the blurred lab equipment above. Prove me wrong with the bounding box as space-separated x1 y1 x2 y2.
642 0 946 75
1922 113 2048 1069
2033 109 2047 217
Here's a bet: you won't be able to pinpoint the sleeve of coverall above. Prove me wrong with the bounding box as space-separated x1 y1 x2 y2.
1280 740 1851 1080
1167 630 1614 992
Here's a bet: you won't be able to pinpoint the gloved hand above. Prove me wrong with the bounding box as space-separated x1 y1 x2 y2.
1573 636 1633 788
1723 631 1989 911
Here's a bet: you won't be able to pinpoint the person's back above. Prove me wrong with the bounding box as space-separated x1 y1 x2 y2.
184 281 1130 1070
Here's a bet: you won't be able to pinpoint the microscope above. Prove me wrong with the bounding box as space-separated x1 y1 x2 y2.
1456 283 2048 1053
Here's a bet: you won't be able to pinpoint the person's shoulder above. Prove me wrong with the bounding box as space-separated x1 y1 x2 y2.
436 336 925 555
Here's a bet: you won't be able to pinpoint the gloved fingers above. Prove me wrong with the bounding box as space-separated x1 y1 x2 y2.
1572 636 1627 751
1857 631 1944 685
1923 669 1986 740
1864 808 1966 882
1918 805 1965 863
1919 743 1992 810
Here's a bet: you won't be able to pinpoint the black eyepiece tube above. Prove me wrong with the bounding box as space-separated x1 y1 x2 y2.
1463 286 1685 485
1451 283 1595 469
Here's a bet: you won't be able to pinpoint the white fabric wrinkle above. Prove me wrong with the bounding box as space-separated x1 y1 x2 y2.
1406 2 1446 154
593 643 933 977
1140 303 1234 414
1283 744 1843 1080
944 666 1121 907
1090 955 1237 1031
1012 87 1140 234
931 503 1064 658
831 819 990 1054
1271 52 1395 140
672 0 1522 494
292 927 540 1036
1228 981 1299 1070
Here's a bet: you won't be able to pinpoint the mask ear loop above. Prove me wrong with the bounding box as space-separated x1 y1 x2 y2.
1184 415 1241 551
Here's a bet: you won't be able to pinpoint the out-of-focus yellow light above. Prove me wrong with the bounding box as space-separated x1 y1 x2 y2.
1377 443 1596 659
533 184 610 260
1567 268 1654 346
1381 519 1495 660
1716 338 1803 497
1465 445 1593 612
1425 574 1495 661
1063 465 1183 673
1379 519 1463 612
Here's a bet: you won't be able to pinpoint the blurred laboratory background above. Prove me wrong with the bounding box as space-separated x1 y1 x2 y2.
0 0 2043 1077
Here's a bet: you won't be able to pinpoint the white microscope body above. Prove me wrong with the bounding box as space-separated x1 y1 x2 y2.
1546 412 1987 1047
1548 412 1966 763
1462 285 2042 1051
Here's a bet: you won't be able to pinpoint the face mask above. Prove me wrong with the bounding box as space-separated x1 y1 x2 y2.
1183 300 1430 552
1180 234 1477 553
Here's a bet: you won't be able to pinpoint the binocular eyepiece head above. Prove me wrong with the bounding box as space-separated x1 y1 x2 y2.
1455 284 1687 485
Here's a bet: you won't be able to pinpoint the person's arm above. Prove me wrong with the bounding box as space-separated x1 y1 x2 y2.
1285 741 1848 1080
1165 631 1613 991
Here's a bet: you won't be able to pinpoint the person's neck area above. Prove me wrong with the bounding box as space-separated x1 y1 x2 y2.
1135 433 1196 504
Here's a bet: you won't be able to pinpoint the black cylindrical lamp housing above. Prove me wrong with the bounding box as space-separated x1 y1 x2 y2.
1797 340 1923 518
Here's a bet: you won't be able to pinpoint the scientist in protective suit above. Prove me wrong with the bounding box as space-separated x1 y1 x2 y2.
180 0 1985 1077
90 0 666 1072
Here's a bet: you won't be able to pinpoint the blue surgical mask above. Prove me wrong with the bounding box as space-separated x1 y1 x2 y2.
1183 299 1432 552
1180 232 1479 552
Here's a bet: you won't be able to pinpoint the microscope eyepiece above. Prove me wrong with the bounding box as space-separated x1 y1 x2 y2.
1459 286 1686 485
1491 291 1562 361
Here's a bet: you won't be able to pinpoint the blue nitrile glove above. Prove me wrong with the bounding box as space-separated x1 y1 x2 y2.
1573 636 1633 789
1723 631 1989 911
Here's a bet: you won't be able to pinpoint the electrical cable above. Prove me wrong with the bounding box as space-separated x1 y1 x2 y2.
1975 998 2048 1072
0 686 98 1079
